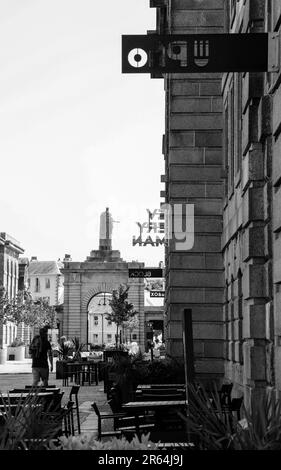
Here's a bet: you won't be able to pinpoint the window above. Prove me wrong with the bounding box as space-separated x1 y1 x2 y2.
132 334 137 340
237 270 243 365
35 278 40 293
94 316 98 326
93 334 99 344
107 334 112 343
223 100 229 197
107 320 112 326
45 278 50 289
234 73 242 175
228 86 235 192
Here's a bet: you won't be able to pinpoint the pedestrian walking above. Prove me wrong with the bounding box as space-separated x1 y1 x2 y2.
29 326 53 386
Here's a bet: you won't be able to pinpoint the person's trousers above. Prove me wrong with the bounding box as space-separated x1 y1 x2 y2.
32 367 49 386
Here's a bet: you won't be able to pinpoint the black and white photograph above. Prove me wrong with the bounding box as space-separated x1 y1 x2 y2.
0 0 281 459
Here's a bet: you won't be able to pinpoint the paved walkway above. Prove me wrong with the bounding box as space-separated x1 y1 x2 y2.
0 362 112 439
0 358 33 374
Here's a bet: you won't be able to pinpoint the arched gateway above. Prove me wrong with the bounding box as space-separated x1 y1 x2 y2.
60 209 146 350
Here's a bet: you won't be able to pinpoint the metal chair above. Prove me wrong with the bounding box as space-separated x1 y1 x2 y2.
69 385 81 434
218 383 233 409
92 402 155 440
230 396 243 421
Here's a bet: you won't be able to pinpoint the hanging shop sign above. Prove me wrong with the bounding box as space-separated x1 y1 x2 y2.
122 33 279 74
128 268 163 278
150 291 165 298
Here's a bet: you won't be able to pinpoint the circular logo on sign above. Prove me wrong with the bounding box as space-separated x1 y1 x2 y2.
128 48 148 68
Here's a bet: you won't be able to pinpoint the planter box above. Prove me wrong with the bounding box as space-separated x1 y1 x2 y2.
7 346 25 361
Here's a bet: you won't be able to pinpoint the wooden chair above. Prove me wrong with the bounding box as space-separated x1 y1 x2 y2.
69 385 81 434
213 396 243 430
230 396 243 421
92 402 123 440
108 398 155 428
92 402 155 440
63 401 75 436
218 383 233 409
41 403 73 438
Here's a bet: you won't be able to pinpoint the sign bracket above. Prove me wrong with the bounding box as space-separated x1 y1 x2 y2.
268 32 280 73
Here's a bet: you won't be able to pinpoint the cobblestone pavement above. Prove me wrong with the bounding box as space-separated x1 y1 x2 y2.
0 372 113 438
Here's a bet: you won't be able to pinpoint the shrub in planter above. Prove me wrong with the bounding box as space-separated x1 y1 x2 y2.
7 338 26 361
135 356 185 385
71 337 86 361
179 383 281 450
10 338 25 347
50 433 159 450
0 393 63 450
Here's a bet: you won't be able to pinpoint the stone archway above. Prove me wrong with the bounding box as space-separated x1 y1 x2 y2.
87 292 114 347
81 282 118 346
81 282 116 312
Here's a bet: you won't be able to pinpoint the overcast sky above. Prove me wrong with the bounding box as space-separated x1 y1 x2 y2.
0 0 165 266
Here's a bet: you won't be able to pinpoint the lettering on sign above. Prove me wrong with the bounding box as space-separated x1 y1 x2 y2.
150 291 165 298
128 269 163 278
122 34 272 74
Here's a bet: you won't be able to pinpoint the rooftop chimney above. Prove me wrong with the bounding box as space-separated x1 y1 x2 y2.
63 254 72 262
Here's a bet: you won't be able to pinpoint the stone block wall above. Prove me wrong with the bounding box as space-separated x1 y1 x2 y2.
151 0 225 382
222 0 281 407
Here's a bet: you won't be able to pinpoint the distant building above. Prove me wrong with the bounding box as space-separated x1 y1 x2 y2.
62 208 159 351
28 257 64 307
0 233 24 348
18 258 29 291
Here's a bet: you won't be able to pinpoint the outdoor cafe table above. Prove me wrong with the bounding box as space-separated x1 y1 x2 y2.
136 384 185 390
122 400 187 432
0 391 63 411
1 392 57 399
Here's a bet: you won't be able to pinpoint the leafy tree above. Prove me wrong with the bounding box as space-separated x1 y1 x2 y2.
123 315 139 343
0 287 57 339
107 285 137 348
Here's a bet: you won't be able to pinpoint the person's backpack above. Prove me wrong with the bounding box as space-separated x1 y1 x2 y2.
29 335 42 359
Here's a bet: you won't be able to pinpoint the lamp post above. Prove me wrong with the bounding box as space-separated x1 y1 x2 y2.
98 289 110 347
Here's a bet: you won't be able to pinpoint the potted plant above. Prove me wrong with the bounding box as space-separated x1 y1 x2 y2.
71 337 85 362
55 336 73 379
7 338 26 361
106 285 137 351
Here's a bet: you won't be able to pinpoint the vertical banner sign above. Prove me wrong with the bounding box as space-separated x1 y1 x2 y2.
122 33 275 74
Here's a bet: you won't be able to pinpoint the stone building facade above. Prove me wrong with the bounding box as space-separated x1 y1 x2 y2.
0 232 24 348
27 258 64 307
150 0 281 405
222 1 281 407
152 0 225 383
